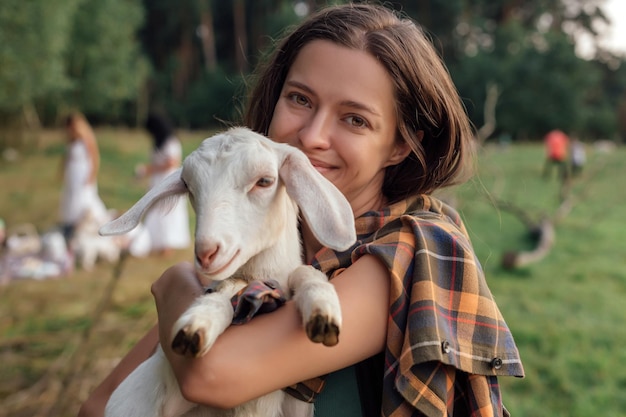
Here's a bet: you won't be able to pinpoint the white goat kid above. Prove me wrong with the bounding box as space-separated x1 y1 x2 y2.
99 127 356 417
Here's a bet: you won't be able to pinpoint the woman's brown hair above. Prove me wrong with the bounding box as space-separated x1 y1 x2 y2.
244 3 474 202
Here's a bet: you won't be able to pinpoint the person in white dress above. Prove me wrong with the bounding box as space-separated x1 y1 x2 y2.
59 112 108 244
135 113 190 256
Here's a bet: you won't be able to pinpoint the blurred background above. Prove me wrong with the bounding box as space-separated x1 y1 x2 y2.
1 0 625 140
1 1 625 416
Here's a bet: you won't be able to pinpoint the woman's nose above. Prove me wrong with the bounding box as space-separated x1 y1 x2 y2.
298 112 332 150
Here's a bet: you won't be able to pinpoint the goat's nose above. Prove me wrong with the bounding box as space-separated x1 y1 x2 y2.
195 243 220 269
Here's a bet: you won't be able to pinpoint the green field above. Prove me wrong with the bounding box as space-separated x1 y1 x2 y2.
1 129 624 416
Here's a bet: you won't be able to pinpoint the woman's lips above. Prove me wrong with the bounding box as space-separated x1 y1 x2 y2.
308 157 335 173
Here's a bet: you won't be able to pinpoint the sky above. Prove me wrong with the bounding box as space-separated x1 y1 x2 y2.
577 0 626 57
600 0 626 53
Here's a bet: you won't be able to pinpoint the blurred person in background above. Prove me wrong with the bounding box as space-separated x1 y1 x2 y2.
570 138 586 177
59 112 108 244
135 112 190 257
542 128 570 181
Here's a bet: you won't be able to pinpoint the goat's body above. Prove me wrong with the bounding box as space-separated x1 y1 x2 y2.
107 345 307 417
71 210 121 270
101 128 356 417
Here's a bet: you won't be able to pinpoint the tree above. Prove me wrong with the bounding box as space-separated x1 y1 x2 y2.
139 0 307 128
0 0 81 148
0 0 148 139
2 0 624 136
63 0 148 123
446 0 619 140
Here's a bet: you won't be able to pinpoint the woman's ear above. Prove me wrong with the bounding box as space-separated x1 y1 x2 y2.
385 133 420 167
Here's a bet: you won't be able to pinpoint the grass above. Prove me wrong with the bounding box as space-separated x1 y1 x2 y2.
456 143 626 416
1 131 625 416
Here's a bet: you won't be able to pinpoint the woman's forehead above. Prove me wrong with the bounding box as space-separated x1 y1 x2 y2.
286 40 395 114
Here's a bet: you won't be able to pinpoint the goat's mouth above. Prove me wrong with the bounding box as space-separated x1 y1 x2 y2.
196 250 241 279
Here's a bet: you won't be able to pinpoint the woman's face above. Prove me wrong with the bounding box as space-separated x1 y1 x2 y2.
268 40 410 216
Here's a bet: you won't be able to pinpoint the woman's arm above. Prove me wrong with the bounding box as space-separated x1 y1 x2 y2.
83 137 100 185
152 256 390 409
77 326 159 417
136 149 180 179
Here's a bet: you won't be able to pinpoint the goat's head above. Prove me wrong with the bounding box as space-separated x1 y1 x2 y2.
100 127 356 281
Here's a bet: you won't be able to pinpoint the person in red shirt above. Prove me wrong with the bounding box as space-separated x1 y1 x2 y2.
542 129 570 180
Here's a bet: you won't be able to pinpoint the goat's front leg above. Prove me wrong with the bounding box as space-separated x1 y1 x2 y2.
288 265 342 347
171 279 247 357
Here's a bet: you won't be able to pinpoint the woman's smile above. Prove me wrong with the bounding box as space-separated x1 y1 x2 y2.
307 156 336 174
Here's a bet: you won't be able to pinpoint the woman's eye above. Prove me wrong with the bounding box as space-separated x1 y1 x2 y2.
346 115 368 128
289 93 310 107
256 177 275 187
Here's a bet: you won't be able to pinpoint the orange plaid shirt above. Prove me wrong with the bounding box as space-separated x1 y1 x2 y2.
286 194 524 417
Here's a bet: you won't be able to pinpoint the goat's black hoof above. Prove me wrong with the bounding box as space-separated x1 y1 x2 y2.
172 328 203 357
306 315 340 347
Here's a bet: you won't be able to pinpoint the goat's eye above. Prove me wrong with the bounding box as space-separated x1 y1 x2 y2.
256 177 274 188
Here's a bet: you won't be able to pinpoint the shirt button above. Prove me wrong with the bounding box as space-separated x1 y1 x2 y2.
491 357 503 369
441 340 451 353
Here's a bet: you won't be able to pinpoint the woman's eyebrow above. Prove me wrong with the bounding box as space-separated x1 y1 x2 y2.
340 100 381 117
284 80 314 94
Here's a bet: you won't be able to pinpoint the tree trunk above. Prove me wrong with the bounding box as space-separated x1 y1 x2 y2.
199 1 217 71
475 82 500 145
233 0 248 74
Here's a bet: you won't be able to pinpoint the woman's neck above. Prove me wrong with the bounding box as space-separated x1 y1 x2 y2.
350 193 388 219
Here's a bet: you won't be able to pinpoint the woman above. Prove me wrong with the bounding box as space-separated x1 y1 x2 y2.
136 113 191 256
79 4 523 417
60 112 108 243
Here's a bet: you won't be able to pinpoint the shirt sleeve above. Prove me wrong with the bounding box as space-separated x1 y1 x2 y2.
351 212 524 417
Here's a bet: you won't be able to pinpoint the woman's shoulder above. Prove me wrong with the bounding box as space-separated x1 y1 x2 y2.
313 194 471 277
357 194 467 241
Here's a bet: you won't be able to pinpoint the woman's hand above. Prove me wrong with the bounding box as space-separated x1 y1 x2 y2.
151 262 204 348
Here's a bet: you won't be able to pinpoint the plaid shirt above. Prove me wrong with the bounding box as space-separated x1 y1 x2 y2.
285 194 524 417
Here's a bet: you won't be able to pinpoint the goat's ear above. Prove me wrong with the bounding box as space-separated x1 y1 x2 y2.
99 168 187 236
279 150 356 251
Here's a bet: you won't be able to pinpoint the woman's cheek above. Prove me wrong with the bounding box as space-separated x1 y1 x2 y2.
267 108 284 140
268 114 293 144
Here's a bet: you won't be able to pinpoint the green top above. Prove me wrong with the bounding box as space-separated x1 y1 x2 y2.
314 365 362 417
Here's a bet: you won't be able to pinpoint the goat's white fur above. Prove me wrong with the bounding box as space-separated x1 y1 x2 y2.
99 127 356 417
72 209 121 271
